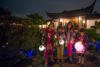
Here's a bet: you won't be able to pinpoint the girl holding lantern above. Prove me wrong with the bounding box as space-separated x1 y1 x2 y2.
56 25 65 63
65 22 75 62
42 23 55 67
75 28 88 65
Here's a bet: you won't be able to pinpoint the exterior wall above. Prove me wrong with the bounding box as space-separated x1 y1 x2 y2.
87 19 100 29
43 18 100 30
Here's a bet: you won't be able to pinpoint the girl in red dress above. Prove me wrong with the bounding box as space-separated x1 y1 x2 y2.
42 23 55 67
76 28 88 65
65 22 75 62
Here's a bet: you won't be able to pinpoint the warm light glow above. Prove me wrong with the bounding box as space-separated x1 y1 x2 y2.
42 25 46 28
59 39 65 46
39 25 42 29
64 19 70 23
60 18 63 22
39 45 45 51
79 16 82 21
75 41 85 52
83 20 85 24
47 22 50 26
87 20 89 23
13 23 16 25
6 42 8 45
55 35 57 38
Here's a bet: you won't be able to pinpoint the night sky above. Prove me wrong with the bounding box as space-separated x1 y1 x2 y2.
0 0 100 19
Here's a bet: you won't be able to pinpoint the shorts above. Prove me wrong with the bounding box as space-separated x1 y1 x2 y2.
78 53 85 57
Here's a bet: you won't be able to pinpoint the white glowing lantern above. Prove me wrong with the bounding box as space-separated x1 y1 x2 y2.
39 45 45 51
75 41 85 52
59 39 65 46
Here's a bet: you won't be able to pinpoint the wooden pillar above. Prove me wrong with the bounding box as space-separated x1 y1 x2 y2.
85 18 87 29
78 16 80 30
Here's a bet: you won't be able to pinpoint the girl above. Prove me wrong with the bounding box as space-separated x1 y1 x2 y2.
65 22 75 62
42 23 55 67
76 28 88 65
56 25 65 63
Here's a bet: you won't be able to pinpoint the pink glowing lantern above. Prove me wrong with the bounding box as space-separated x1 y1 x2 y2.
75 41 85 53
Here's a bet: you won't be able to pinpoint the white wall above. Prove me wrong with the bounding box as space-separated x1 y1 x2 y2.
87 19 100 29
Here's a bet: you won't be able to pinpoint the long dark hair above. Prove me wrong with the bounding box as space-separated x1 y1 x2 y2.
47 23 54 30
65 22 73 32
65 22 73 36
48 23 54 27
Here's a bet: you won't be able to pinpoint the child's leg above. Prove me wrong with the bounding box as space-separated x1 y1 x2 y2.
81 54 85 64
78 54 81 64
69 44 73 57
66 43 69 57
61 46 64 62
57 47 60 62
50 47 54 62
68 44 73 62
44 48 48 65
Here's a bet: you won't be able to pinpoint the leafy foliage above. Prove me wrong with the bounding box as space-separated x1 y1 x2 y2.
27 13 45 25
85 21 100 41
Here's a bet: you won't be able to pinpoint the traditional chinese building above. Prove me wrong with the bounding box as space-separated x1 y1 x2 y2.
46 0 100 29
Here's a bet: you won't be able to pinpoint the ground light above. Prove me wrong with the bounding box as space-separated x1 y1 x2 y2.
19 50 34 58
96 41 100 51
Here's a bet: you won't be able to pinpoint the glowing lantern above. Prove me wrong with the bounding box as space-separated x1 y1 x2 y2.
75 41 85 53
59 39 65 46
39 45 45 51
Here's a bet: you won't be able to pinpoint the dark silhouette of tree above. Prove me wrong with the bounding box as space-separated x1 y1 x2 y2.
27 13 45 25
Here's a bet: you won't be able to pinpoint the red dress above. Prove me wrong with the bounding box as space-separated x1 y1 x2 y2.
43 28 55 60
65 29 75 57
76 34 88 54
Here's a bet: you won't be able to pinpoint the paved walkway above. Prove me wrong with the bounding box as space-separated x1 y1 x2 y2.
31 51 100 67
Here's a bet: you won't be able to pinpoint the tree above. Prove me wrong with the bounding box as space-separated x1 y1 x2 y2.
26 13 45 25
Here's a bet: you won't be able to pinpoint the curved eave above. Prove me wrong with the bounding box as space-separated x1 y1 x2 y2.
46 0 96 18
85 14 100 19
